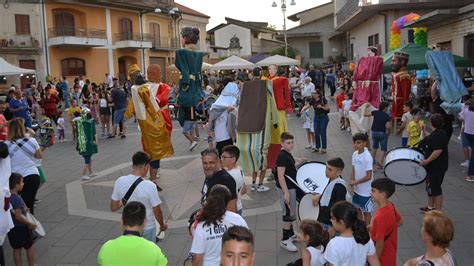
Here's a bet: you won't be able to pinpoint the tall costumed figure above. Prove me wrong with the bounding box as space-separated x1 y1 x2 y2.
125 64 174 190
175 27 204 127
266 64 292 169
391 51 411 119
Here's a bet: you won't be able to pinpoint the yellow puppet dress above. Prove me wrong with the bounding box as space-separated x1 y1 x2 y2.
125 83 174 161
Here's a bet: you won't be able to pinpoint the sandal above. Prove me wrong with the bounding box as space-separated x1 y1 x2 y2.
465 177 474 182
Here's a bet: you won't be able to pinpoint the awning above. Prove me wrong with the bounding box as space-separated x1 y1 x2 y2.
0 57 36 75
256 55 300 66
209 55 255 70
405 9 460 28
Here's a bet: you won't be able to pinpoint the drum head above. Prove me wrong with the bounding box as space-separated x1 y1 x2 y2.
296 162 329 194
384 148 426 186
298 194 319 221
26 213 45 237
206 94 217 106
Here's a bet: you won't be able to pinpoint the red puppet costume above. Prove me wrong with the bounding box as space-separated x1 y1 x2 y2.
390 52 411 119
154 83 172 136
266 64 292 169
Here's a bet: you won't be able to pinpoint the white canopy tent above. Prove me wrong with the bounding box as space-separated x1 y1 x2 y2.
168 62 213 70
209 55 255 71
256 55 300 66
0 57 36 75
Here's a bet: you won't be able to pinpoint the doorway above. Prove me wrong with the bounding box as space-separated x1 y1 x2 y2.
19 60 36 90
118 56 137 83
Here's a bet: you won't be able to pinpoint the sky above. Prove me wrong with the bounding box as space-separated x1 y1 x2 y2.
175 0 331 31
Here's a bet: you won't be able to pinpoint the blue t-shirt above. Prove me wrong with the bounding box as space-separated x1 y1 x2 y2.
10 194 27 227
371 110 390 132
111 89 128 110
9 98 29 120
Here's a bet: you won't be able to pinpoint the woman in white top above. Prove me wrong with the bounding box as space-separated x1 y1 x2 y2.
324 201 379 266
190 185 248 266
4 118 43 214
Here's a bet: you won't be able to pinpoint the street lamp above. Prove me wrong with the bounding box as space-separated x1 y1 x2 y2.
272 0 296 57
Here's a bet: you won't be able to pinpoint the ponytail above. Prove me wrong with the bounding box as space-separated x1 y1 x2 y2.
352 219 370 245
198 185 231 227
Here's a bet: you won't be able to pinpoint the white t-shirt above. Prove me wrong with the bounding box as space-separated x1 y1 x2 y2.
324 236 376 266
401 112 412 138
111 175 162 230
343 99 352 112
190 211 248 266
214 111 231 142
57 117 66 130
0 155 11 197
5 138 40 177
307 246 326 266
99 98 108 108
226 167 245 212
352 148 373 197
302 83 315 97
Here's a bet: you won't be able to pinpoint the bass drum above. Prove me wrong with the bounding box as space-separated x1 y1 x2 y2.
384 147 426 186
298 194 319 221
296 161 329 194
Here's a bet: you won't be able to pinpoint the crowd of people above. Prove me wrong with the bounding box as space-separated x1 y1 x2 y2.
0 54 471 265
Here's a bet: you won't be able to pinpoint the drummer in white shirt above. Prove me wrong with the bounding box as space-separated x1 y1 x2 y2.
301 77 316 99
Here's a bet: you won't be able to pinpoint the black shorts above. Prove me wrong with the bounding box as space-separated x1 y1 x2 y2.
216 138 234 156
8 226 34 250
99 107 111 116
426 169 446 197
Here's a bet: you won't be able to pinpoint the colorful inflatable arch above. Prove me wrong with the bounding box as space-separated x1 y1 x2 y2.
390 12 428 50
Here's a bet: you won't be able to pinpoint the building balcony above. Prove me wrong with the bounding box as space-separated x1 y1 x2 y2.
48 27 107 47
150 37 179 51
114 33 152 49
0 33 41 54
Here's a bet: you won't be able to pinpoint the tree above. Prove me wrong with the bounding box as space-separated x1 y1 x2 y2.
270 45 298 59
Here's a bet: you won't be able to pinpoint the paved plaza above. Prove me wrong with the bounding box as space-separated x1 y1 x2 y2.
3 107 474 266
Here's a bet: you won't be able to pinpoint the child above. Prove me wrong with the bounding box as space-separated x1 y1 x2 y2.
342 93 353 131
298 219 328 266
364 102 391 169
301 97 315 149
7 173 36 266
324 201 379 266
336 87 346 130
221 145 247 216
311 157 347 235
276 132 298 252
397 101 413 147
220 226 256 266
459 95 471 167
350 133 374 226
0 100 8 141
68 100 81 141
407 108 424 148
57 113 66 142
370 178 403 266
76 108 98 180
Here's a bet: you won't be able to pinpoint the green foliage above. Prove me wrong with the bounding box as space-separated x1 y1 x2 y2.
270 45 297 58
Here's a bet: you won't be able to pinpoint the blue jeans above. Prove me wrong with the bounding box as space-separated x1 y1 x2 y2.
401 137 408 147
372 131 388 152
313 115 329 149
465 133 474 176
143 227 156 243
63 91 70 108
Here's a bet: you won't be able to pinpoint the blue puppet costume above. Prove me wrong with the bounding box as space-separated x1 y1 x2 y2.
175 27 204 127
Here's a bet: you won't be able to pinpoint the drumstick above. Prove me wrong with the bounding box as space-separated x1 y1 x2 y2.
157 205 177 236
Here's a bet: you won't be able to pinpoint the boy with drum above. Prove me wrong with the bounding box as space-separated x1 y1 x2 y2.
311 157 348 236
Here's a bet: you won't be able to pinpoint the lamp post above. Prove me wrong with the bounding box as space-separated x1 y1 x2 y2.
272 0 296 57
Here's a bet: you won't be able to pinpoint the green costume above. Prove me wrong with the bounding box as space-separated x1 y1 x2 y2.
76 117 98 156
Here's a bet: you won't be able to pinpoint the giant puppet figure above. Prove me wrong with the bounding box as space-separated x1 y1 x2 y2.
148 64 172 135
391 51 411 119
125 64 174 183
175 27 204 127
348 47 383 134
266 64 292 169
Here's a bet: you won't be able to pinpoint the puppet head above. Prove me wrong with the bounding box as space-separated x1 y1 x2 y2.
147 64 162 83
128 64 141 80
269 64 278 76
181 27 200 46
391 51 409 72
367 46 377 57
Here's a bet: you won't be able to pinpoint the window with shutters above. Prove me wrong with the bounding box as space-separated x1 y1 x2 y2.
309 42 323 58
119 18 133 40
61 58 85 76
15 14 30 35
149 22 161 47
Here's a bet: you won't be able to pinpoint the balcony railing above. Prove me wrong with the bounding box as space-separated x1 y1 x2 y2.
0 33 40 49
335 0 360 28
114 33 151 42
151 37 179 50
48 27 107 39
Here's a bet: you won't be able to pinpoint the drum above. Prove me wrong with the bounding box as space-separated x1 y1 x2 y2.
384 147 426 186
296 162 329 194
298 194 319 221
25 212 45 239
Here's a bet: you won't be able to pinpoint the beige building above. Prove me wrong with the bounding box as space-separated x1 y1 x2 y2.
0 2 46 91
176 3 210 52
285 2 345 66
407 3 474 62
333 0 473 62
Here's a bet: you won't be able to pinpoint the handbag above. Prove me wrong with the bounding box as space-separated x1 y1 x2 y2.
121 177 143 205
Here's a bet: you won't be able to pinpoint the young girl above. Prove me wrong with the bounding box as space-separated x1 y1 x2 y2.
407 108 424 148
301 97 315 149
342 93 353 131
298 220 328 266
57 113 66 142
98 91 111 137
324 201 380 266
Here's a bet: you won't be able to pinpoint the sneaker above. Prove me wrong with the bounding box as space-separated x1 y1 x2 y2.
461 160 469 167
346 127 351 132
320 149 326 154
289 233 297 241
194 136 200 141
81 175 90 180
305 145 312 149
250 184 257 191
256 184 269 192
312 148 319 153
34 199 41 204
88 172 98 177
419 206 435 213
189 141 198 151
120 135 126 139
107 135 115 139
280 239 298 252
